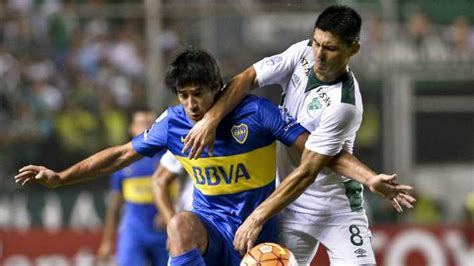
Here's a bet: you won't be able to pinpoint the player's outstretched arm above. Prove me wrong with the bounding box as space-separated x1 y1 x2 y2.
234 147 331 256
14 142 142 188
291 134 415 212
183 66 258 159
151 164 179 225
97 191 123 261
327 150 416 212
366 174 416 211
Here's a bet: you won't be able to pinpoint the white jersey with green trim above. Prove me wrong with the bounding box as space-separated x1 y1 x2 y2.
253 39 364 216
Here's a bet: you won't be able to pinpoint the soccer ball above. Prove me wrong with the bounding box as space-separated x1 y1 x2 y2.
240 242 297 266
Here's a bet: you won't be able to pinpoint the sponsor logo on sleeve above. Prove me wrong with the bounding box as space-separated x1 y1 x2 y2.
145 110 168 141
279 107 299 132
144 126 152 141
265 55 283 66
291 74 300 87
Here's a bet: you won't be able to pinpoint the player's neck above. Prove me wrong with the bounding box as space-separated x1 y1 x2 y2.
314 67 349 84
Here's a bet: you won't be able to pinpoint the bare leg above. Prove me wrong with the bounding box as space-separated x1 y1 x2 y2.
167 211 209 256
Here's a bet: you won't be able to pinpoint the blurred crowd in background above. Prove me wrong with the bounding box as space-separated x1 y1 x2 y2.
0 0 473 228
0 1 157 173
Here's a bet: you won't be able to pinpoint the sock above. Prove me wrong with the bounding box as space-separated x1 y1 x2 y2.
169 248 205 266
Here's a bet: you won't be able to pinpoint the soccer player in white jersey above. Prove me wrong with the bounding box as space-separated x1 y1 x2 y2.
182 5 415 266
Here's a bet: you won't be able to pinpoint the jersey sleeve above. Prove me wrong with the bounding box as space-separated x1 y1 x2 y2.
253 40 308 88
109 171 123 192
131 109 169 157
304 103 362 156
160 150 183 174
257 98 307 146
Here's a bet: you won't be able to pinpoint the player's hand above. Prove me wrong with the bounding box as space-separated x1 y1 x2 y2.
14 165 62 188
366 174 416 212
97 241 114 261
233 214 263 256
182 116 217 159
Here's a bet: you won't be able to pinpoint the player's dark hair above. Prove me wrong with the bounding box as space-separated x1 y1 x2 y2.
314 5 361 45
165 47 223 94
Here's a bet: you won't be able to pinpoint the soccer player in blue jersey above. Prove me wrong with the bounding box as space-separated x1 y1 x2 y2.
132 48 309 266
97 110 168 266
16 47 402 266
15 48 302 265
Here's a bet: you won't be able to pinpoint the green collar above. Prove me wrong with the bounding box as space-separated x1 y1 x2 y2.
305 68 352 93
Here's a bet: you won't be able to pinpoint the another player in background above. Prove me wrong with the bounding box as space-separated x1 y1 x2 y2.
97 110 169 266
182 5 416 266
151 150 194 227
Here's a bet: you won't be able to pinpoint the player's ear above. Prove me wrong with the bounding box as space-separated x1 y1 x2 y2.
350 42 360 56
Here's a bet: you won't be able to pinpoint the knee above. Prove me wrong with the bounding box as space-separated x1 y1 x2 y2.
167 212 197 242
167 212 207 255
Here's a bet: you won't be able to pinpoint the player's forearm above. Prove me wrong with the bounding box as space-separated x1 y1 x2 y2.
252 150 331 225
100 195 122 244
151 166 178 223
252 165 319 224
326 150 376 186
58 143 140 186
101 211 119 244
154 185 176 223
204 66 257 124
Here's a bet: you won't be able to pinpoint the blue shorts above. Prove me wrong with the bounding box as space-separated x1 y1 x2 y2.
195 212 279 266
117 226 168 266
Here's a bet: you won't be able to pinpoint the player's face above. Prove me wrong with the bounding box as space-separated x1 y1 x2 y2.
311 28 359 82
177 84 218 123
130 111 156 136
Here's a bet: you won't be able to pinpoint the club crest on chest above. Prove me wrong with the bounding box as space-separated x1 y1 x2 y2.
231 124 248 144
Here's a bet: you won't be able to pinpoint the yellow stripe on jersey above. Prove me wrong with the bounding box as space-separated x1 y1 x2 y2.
122 175 180 204
122 176 154 204
175 143 276 195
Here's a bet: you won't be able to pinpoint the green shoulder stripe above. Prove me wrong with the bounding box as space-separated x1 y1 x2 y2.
341 73 355 105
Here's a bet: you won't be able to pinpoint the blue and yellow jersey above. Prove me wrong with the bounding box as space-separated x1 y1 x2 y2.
110 153 164 232
132 95 306 227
